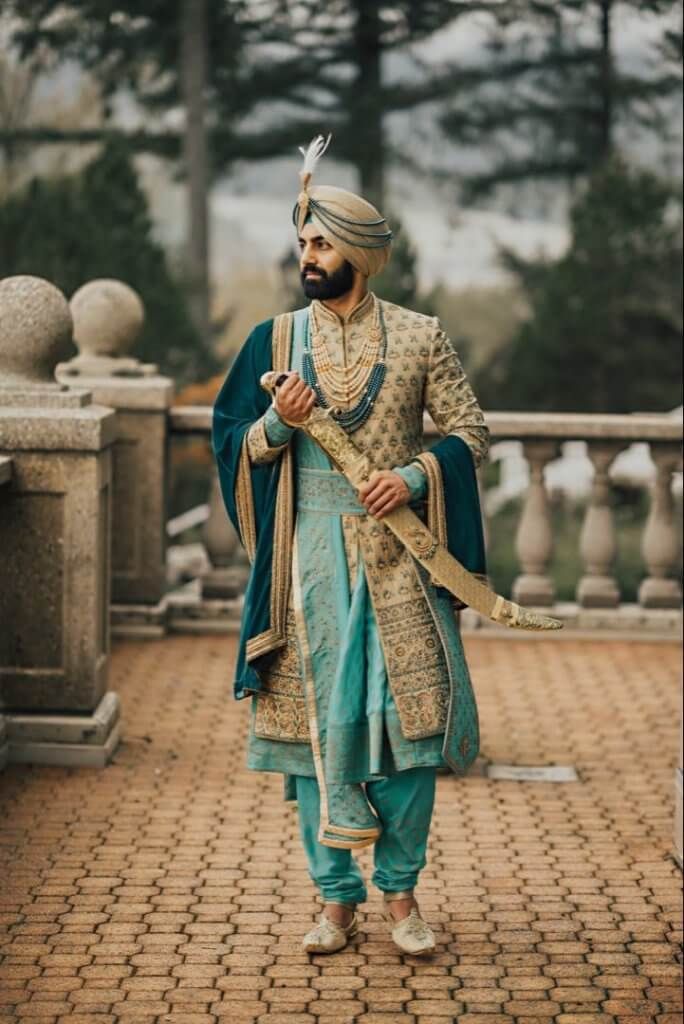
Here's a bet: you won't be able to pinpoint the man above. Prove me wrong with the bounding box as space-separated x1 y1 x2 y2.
213 135 489 957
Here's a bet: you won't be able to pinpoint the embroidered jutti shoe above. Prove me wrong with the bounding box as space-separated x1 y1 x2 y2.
383 890 435 956
302 904 358 953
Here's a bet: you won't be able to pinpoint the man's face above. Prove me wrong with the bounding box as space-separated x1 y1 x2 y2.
298 222 355 300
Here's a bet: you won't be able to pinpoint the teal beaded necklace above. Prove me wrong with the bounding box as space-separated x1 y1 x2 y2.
302 300 388 434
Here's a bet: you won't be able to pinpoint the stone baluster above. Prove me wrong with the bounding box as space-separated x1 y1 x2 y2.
638 443 682 608
0 275 119 767
56 279 174 634
512 441 560 607
576 441 622 607
200 468 249 600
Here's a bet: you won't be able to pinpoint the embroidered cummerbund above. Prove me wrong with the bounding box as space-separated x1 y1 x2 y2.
296 466 366 515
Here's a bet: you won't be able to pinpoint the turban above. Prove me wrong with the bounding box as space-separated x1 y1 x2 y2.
293 135 393 278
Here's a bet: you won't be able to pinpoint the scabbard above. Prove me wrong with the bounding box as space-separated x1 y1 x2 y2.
260 372 562 632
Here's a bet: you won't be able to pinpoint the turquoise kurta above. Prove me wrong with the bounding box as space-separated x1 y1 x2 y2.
246 308 466 793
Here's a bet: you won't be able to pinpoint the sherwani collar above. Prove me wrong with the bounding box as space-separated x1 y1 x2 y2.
311 290 375 327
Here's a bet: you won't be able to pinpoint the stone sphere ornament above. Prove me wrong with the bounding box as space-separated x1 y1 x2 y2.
0 275 74 384
70 279 145 358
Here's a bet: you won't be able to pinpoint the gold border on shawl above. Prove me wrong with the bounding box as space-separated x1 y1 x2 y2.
245 312 296 662
235 435 257 564
414 451 448 549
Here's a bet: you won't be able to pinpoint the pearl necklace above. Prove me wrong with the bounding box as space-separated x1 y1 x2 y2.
302 298 388 433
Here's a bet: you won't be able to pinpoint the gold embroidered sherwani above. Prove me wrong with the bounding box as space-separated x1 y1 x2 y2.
234 293 489 756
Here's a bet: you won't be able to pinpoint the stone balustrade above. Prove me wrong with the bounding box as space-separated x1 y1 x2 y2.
1 274 681 862
482 412 683 626
169 405 683 631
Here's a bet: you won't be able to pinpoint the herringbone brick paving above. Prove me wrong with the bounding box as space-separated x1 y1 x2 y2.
0 633 682 1024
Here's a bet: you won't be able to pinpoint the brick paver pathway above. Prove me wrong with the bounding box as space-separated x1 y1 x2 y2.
1 634 682 1024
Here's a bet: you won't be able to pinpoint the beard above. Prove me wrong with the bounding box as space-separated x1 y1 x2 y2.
301 259 355 300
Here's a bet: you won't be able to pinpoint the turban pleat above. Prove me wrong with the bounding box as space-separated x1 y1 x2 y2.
293 184 393 278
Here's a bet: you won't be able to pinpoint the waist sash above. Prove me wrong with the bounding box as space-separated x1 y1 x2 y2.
296 466 366 515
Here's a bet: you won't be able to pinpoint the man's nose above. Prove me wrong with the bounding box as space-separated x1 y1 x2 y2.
300 244 317 266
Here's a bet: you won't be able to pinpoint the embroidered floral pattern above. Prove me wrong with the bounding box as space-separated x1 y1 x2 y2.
246 414 290 464
254 608 309 743
245 300 486 757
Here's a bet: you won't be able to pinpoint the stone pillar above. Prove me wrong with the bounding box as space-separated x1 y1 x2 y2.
512 440 559 607
638 444 683 609
56 280 174 622
200 469 249 599
576 441 622 608
0 275 119 766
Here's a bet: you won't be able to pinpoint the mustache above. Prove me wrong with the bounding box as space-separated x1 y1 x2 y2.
300 265 328 280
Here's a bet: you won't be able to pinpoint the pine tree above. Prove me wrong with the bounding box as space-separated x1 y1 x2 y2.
3 1 501 208
476 157 683 413
439 0 682 204
0 139 217 385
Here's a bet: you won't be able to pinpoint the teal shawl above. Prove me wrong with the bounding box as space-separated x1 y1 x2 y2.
212 316 487 700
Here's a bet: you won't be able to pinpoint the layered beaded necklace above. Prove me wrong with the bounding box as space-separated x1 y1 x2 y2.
302 295 388 433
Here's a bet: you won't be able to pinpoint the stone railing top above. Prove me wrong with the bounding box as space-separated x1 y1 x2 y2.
0 275 74 385
0 454 12 486
168 405 683 444
61 278 155 378
482 410 683 443
170 405 213 433
0 387 90 409
0 404 117 452
55 372 175 411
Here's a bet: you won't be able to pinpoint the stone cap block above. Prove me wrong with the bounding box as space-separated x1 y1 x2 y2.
0 384 91 409
0 403 117 451
55 372 175 411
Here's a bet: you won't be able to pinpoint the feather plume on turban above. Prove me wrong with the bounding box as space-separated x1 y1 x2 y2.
293 134 393 278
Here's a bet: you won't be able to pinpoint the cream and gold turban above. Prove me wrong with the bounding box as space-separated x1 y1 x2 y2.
293 135 393 278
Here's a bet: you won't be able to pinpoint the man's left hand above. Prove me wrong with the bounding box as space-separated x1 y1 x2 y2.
358 470 410 519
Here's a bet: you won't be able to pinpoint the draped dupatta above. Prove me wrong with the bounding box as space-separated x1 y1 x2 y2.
212 316 294 698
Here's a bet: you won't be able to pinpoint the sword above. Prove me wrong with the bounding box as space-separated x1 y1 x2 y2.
261 371 562 632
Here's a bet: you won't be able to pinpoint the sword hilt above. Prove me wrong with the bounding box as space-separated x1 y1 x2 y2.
260 370 290 397
259 371 316 428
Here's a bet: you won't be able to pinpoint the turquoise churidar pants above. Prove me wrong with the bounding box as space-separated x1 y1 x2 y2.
295 766 437 905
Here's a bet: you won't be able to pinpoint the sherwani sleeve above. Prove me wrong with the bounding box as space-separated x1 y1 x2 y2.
410 317 489 597
421 318 490 467
246 405 295 465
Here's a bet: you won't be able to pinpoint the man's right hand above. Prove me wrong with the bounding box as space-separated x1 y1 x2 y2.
274 372 317 425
